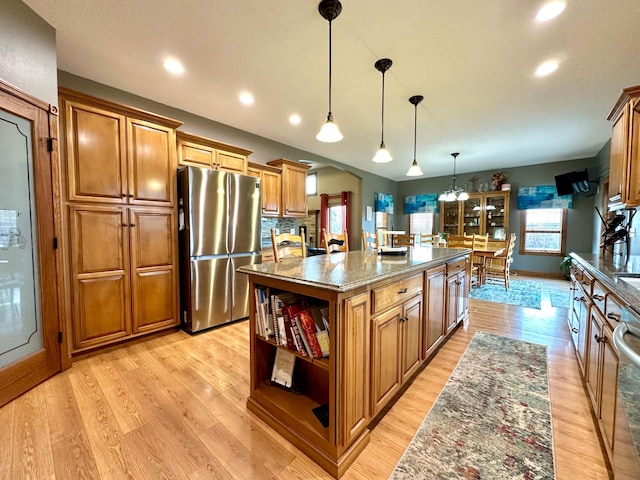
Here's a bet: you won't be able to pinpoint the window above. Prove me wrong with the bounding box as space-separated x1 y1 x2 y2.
328 205 345 234
306 172 317 196
520 208 567 255
409 212 434 235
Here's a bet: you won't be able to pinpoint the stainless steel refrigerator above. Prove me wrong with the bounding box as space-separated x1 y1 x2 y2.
177 166 261 332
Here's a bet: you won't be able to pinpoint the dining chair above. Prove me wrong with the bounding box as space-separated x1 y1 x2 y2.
393 234 415 247
271 228 307 263
322 228 349 253
470 233 489 287
362 229 378 250
447 235 467 248
485 233 516 290
417 233 436 246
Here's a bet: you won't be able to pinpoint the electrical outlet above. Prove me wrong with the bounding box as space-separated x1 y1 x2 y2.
290 228 296 235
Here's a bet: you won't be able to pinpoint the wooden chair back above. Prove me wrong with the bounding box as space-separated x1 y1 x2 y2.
362 229 378 250
271 228 307 263
471 233 489 250
393 234 415 247
417 233 436 246
447 235 471 248
322 228 349 253
486 233 517 289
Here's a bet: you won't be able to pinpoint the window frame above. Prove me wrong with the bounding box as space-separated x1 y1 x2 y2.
306 172 317 196
519 208 568 256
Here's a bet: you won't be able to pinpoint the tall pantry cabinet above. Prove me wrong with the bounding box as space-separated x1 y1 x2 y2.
59 89 182 352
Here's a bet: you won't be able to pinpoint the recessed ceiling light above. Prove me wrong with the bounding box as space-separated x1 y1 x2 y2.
536 1 567 22
163 59 184 75
289 114 301 125
239 91 254 105
535 60 559 76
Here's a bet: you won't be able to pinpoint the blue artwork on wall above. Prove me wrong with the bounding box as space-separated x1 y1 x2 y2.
517 185 573 210
374 192 394 213
404 194 439 214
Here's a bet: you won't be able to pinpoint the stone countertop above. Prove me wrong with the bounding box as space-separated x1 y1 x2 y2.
238 247 471 293
569 252 640 317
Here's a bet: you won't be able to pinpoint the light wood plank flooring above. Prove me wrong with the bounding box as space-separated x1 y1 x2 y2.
0 277 611 479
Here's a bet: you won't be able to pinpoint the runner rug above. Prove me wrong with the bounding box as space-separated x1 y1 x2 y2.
389 332 555 479
468 280 543 309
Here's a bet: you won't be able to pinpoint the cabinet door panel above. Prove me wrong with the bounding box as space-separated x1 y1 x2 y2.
70 206 127 274
401 296 422 383
371 306 401 415
261 169 282 217
179 142 214 167
130 209 175 268
283 167 307 217
217 151 246 174
340 293 370 447
627 104 640 205
74 274 130 349
586 312 601 409
600 333 619 455
425 266 446 357
132 269 177 332
128 119 175 205
608 106 628 202
64 101 126 203
445 275 459 334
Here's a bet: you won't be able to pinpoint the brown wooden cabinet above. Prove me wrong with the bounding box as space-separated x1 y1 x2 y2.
267 158 310 217
607 85 640 207
59 89 182 353
176 131 251 174
424 265 446 358
440 191 510 239
445 258 469 334
247 161 282 217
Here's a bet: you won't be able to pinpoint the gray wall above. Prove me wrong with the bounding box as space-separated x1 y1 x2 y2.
0 0 58 105
397 157 602 275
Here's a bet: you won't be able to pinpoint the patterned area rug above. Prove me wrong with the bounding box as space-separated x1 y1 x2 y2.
390 332 554 480
469 280 543 309
548 290 570 309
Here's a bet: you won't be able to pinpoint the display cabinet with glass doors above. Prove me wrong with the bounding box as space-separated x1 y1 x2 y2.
439 191 510 239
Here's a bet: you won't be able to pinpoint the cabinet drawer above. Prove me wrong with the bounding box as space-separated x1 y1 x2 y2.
604 293 624 327
447 258 466 276
591 278 607 316
570 263 584 283
578 269 594 295
372 274 422 314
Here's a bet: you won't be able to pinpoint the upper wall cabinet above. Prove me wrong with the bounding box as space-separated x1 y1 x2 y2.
607 85 640 208
247 161 282 217
60 89 182 207
177 131 251 175
267 158 310 218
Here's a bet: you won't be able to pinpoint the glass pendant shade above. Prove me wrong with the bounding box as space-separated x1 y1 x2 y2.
440 152 469 201
438 192 447 201
406 95 424 176
406 160 423 176
372 58 392 162
317 0 343 143
372 143 392 163
457 191 469 201
316 114 343 142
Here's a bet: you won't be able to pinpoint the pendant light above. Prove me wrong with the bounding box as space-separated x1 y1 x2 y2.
438 152 470 201
406 95 424 176
372 58 393 163
316 0 343 143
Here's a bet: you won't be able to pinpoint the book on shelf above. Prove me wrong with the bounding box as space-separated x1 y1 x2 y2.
271 348 296 388
297 308 324 359
283 303 308 357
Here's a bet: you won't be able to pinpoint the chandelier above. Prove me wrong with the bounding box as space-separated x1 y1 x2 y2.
438 152 469 201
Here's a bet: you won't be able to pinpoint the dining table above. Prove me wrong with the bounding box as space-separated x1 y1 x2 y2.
471 247 505 286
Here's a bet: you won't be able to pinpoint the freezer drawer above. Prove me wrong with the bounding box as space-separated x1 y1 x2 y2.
184 257 231 332
231 253 261 321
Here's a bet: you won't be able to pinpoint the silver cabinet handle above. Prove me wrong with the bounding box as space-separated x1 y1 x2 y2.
593 294 605 301
607 312 621 323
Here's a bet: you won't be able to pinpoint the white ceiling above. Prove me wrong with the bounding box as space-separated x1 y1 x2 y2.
23 0 640 181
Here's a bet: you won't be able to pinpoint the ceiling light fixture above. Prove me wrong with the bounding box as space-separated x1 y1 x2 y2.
239 91 254 105
163 59 184 75
536 1 567 22
289 114 301 125
406 95 424 176
372 58 393 163
316 0 343 143
438 152 469 201
535 60 559 76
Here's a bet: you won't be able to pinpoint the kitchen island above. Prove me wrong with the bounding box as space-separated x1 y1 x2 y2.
238 247 471 478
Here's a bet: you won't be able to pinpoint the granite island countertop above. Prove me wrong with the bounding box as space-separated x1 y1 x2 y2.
238 247 471 293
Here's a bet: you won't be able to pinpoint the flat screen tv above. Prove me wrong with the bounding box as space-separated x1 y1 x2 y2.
554 168 590 196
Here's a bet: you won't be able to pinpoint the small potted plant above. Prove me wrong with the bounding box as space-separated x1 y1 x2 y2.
559 256 572 279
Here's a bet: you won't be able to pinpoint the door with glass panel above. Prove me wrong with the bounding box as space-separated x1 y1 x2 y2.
0 83 61 407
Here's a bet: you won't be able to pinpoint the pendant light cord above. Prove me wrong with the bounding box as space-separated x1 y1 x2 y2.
413 103 417 161
328 19 333 116
380 70 386 144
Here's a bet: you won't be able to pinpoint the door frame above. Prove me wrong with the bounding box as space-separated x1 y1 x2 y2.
0 79 67 408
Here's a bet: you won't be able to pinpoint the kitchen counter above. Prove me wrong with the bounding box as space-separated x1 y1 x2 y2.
238 246 471 293
569 252 640 317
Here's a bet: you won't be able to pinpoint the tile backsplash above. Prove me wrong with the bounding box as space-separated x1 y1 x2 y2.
261 217 299 241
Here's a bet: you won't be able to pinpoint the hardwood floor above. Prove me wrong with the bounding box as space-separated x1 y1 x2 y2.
0 277 611 479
